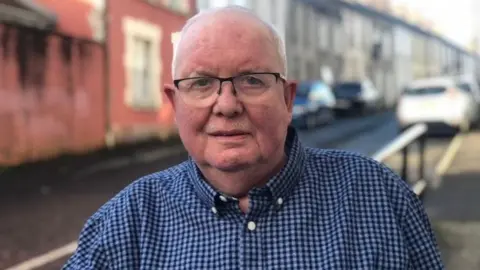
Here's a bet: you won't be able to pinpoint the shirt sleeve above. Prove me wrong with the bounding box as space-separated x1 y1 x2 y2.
401 189 444 269
383 168 445 270
62 213 109 270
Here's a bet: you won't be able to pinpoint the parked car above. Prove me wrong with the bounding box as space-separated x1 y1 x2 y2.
396 77 480 134
332 79 382 115
452 73 480 110
291 81 336 129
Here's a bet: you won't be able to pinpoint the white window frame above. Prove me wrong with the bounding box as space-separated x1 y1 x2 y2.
122 16 162 110
146 0 190 14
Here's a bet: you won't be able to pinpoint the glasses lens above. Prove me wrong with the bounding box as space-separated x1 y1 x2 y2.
176 73 280 107
177 77 219 106
233 73 277 101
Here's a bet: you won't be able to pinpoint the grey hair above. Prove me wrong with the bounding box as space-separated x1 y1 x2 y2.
171 5 287 79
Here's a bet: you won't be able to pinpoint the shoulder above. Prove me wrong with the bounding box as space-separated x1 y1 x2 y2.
304 147 392 180
63 161 192 268
303 147 416 216
88 160 191 228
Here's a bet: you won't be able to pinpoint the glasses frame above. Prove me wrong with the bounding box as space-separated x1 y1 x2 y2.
173 72 287 96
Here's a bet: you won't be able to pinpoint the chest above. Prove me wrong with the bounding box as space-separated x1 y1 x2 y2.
109 200 409 270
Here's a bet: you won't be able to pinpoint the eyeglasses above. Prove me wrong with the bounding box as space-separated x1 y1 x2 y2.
173 72 286 107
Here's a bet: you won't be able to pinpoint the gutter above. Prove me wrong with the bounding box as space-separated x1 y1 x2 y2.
0 0 57 30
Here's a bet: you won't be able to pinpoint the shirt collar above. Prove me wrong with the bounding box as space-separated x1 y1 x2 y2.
187 126 306 210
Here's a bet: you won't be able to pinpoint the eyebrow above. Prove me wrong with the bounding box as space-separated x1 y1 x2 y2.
187 67 276 78
237 67 273 75
188 70 217 77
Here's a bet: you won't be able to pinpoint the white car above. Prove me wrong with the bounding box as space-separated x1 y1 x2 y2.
396 77 480 133
452 73 480 107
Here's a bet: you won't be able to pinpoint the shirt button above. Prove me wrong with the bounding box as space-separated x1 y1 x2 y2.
247 221 256 231
277 198 284 205
219 195 228 202
211 207 218 215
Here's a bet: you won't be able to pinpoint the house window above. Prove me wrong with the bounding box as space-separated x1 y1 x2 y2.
123 17 162 110
132 37 152 104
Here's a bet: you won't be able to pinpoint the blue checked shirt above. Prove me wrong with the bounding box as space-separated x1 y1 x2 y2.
63 127 444 269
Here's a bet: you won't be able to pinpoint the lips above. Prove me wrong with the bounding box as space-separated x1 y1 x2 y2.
209 130 249 136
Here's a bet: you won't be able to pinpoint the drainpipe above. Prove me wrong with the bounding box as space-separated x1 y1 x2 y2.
103 0 114 148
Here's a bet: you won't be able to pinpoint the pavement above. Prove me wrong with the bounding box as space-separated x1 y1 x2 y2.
422 131 480 270
0 111 462 270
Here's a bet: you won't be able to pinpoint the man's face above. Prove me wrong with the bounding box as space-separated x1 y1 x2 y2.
165 14 296 173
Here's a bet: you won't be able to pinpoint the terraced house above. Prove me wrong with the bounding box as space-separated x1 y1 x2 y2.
0 0 195 166
196 0 480 109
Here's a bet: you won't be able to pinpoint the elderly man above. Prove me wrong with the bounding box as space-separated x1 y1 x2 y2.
63 6 444 270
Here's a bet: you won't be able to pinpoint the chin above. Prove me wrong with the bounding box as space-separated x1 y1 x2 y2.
208 149 258 172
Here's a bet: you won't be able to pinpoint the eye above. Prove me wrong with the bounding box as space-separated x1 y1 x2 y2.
238 75 266 87
191 77 215 88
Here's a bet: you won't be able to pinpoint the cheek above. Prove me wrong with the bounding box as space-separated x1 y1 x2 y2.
175 106 211 151
248 102 290 151
175 106 209 132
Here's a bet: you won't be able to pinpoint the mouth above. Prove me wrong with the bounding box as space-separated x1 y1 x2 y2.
208 130 250 137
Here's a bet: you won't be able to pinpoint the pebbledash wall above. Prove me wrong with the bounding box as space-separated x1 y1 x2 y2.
0 0 194 166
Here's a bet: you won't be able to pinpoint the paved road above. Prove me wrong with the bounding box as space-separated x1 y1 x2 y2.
0 114 455 270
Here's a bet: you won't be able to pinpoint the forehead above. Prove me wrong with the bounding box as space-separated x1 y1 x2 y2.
176 14 280 76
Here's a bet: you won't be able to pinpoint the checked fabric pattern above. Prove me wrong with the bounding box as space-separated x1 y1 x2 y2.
63 127 444 270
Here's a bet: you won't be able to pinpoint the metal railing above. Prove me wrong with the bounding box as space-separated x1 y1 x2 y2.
371 123 428 197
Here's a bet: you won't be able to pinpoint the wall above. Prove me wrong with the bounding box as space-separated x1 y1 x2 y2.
36 0 101 40
107 0 193 143
392 25 412 98
0 25 105 166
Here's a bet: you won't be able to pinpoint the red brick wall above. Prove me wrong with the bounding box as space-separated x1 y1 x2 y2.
0 0 195 165
108 0 192 142
36 0 96 40
0 26 105 166
0 0 106 166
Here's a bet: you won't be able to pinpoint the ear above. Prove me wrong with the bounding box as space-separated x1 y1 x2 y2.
283 80 297 113
164 83 177 111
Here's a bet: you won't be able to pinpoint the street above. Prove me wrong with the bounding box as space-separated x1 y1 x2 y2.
0 114 455 269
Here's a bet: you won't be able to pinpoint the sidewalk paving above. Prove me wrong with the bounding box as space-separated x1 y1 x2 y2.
422 131 480 270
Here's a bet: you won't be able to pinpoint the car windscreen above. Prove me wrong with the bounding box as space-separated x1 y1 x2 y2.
403 86 446 96
333 83 362 94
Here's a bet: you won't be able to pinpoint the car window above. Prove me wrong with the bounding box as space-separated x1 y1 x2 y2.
457 83 472 93
403 86 446 96
333 83 362 94
297 82 313 97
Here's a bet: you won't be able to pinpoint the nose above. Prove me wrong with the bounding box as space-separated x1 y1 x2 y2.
212 81 244 117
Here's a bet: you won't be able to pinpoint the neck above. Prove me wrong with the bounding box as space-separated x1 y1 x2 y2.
199 151 287 212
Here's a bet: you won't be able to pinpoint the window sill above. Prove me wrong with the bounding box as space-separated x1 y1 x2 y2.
142 1 192 17
128 100 161 111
